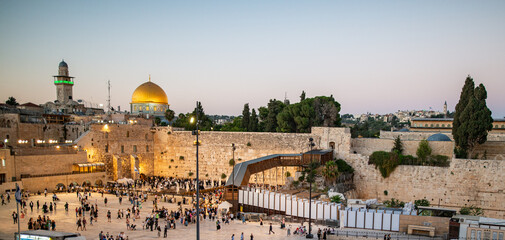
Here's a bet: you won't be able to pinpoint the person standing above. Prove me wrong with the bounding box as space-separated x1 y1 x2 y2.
29 201 34 211
269 223 275 234
12 211 18 224
37 200 40 210
250 233 254 240
240 232 244 240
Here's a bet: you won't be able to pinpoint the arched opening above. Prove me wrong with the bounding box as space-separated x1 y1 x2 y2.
82 180 91 187
95 179 103 187
329 142 335 150
55 183 66 191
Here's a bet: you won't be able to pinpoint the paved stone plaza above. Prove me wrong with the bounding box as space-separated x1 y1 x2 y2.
0 192 325 240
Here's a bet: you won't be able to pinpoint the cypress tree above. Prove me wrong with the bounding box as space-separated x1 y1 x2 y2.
249 108 259 132
453 76 475 157
241 103 250 131
453 76 493 158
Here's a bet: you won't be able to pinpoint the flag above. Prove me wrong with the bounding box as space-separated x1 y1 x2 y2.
15 183 22 203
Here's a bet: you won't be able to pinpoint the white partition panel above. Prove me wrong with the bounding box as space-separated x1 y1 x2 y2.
275 193 280 211
280 194 286 211
285 196 291 215
365 212 374 229
310 201 317 220
317 203 324 220
238 190 244 204
340 211 348 227
383 213 391 231
254 192 259 207
323 204 330 220
391 214 400 231
250 191 255 206
356 211 365 228
373 212 383 230
348 211 356 228
269 193 275 210
297 200 304 217
291 197 297 216
258 192 264 208
330 204 338 221
304 201 310 219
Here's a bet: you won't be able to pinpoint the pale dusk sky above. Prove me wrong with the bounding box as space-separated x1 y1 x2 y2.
1 1 504 117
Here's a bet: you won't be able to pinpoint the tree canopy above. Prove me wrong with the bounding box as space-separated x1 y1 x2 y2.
5 96 19 106
452 76 493 158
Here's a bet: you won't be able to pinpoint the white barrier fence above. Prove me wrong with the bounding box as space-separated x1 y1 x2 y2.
238 188 342 221
239 188 418 232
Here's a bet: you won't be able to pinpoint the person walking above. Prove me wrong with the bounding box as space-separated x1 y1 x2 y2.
12 211 18 224
240 232 244 240
269 223 275 234
82 217 87 231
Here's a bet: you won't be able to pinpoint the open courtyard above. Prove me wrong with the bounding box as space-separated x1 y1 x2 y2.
0 192 330 240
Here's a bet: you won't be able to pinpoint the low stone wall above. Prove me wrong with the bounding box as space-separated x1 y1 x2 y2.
351 138 453 157
15 151 88 179
21 172 108 192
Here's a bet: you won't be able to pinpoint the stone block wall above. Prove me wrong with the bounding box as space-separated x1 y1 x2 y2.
351 138 453 157
21 172 108 192
15 151 88 178
345 153 505 218
153 127 317 182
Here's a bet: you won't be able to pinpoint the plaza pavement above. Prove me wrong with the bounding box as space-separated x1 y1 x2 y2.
0 192 325 240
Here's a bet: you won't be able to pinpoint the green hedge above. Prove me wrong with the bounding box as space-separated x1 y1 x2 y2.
335 159 354 174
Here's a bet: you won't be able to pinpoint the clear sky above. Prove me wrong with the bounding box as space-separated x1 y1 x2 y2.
1 1 504 117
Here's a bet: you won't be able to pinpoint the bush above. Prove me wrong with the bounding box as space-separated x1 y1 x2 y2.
330 195 342 203
416 140 432 163
399 154 417 165
285 171 291 178
188 172 193 177
179 156 184 160
335 159 354 174
414 199 430 209
221 173 227 179
460 206 483 216
292 180 300 188
247 142 251 147
384 190 388 196
429 155 450 167
384 198 405 208
229 159 235 166
369 151 400 178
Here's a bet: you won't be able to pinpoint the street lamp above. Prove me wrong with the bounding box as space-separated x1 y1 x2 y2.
307 137 315 239
190 101 201 240
231 143 236 213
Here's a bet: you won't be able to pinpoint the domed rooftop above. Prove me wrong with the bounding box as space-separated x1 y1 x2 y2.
427 133 451 141
131 81 168 104
59 60 68 68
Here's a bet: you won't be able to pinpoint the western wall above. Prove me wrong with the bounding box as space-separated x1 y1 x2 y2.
77 125 504 218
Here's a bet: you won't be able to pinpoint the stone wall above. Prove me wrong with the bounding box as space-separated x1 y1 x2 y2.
14 151 88 179
153 127 316 183
351 138 453 157
398 215 450 236
344 153 505 219
380 130 505 142
21 172 108 192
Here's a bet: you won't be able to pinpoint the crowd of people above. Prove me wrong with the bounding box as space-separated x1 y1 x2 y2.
2 175 338 239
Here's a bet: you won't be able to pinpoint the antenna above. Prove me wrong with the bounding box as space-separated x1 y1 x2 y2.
107 80 111 114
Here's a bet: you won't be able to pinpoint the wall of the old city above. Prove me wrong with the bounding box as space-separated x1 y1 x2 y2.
345 153 505 219
21 172 107 192
14 151 88 178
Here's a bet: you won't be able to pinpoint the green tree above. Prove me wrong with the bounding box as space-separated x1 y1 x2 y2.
5 96 19 106
219 117 244 132
416 140 432 164
303 161 320 185
249 109 259 132
241 103 250 131
459 206 484 216
392 136 403 154
154 117 161 126
330 195 342 203
257 106 268 132
164 107 175 122
453 76 493 158
265 99 285 132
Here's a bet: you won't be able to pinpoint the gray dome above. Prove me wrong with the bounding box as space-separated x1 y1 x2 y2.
59 60 68 68
427 133 451 141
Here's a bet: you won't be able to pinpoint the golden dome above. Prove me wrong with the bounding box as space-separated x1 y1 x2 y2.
131 81 168 104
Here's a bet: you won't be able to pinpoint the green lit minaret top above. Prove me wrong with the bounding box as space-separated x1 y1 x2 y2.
53 60 74 85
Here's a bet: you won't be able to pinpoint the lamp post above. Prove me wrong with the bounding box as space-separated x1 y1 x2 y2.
231 143 236 213
306 137 315 239
190 101 201 240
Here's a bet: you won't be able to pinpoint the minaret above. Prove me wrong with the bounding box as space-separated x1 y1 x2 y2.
444 101 448 118
53 60 75 103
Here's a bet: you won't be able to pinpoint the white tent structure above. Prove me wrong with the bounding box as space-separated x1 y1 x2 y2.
117 178 134 184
